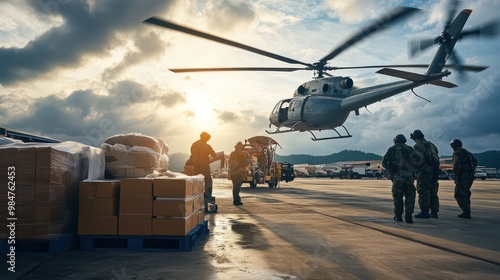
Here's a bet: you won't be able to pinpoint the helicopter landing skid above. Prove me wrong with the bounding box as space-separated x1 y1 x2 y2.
309 126 353 141
266 123 353 141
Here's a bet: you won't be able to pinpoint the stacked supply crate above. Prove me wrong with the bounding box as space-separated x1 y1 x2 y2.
118 178 154 235
78 180 120 235
152 176 205 236
0 143 85 240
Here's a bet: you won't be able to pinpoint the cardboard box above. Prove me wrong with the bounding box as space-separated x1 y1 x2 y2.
193 194 204 211
78 215 118 235
35 184 67 205
119 195 152 215
118 215 152 235
79 180 120 198
9 184 36 205
192 177 205 195
153 199 194 217
120 178 153 196
153 178 193 197
152 215 193 236
79 197 119 216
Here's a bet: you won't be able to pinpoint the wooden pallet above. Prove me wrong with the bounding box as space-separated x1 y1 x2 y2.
0 233 74 254
79 220 209 251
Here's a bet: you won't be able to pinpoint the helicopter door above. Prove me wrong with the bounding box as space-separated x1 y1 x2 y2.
288 97 306 122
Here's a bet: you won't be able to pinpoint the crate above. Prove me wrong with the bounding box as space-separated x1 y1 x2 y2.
0 233 73 254
80 221 209 251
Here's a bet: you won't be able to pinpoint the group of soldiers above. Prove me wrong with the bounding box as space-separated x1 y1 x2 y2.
382 129 477 223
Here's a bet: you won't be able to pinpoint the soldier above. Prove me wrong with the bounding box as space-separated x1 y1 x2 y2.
190 132 219 211
410 129 440 218
382 134 422 223
450 139 476 219
228 142 250 206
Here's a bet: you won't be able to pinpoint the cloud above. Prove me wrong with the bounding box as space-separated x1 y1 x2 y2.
4 79 186 146
0 0 173 86
102 31 169 80
203 0 256 33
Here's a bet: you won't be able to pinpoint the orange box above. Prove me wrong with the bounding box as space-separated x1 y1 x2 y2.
79 180 120 198
35 184 67 205
192 177 205 195
119 195 152 215
78 215 118 235
120 178 153 196
79 197 119 216
152 215 193 236
193 194 204 211
153 199 194 217
153 178 193 197
118 215 152 235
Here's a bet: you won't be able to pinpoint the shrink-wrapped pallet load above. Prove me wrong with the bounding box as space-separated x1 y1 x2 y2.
102 133 169 179
0 141 105 239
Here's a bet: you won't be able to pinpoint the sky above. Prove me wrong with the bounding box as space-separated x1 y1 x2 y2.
1 0 499 157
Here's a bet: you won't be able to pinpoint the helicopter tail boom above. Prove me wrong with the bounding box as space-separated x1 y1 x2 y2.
376 68 457 88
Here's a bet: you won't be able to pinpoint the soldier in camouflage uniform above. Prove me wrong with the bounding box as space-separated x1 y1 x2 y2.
382 134 423 223
450 139 476 219
428 140 440 218
410 129 439 218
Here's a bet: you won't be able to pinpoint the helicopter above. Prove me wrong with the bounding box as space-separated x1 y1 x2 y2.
143 3 495 141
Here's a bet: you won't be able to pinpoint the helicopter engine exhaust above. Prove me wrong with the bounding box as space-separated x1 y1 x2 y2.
340 77 353 89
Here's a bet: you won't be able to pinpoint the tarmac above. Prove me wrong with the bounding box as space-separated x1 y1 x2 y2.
1 177 500 280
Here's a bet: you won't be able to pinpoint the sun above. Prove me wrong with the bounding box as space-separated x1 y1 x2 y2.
185 88 218 129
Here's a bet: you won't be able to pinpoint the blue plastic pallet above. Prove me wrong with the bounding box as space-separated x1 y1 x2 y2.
80 220 209 251
0 233 73 254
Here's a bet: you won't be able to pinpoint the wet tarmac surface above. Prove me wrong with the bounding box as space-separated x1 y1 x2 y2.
2 178 500 279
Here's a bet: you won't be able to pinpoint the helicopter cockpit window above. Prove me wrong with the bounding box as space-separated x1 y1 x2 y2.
322 84 329 93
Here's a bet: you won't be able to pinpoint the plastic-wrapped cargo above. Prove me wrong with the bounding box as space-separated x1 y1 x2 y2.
102 133 169 179
0 141 105 239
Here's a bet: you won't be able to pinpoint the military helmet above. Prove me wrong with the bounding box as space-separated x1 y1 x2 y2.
410 129 424 140
393 134 407 144
450 138 463 149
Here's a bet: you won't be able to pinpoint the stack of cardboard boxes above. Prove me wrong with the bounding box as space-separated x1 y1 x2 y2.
0 142 97 239
78 176 206 237
152 176 205 236
78 180 120 235
118 178 154 235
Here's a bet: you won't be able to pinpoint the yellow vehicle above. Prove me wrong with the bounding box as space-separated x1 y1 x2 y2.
229 136 294 188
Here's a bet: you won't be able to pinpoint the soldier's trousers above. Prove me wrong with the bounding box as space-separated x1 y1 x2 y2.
392 180 416 215
455 179 473 212
416 172 432 212
430 180 440 213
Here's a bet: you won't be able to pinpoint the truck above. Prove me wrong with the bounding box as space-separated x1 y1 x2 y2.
229 136 294 188
474 170 488 180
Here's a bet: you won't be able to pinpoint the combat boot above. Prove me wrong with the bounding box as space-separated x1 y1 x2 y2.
458 211 471 219
415 211 430 218
393 214 402 222
430 210 438 218
405 213 413 224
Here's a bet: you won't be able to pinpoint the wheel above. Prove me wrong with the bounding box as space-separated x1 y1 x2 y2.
250 175 258 188
268 177 278 188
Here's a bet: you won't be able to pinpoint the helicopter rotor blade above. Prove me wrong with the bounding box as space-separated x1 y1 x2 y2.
319 6 421 63
459 20 500 39
143 17 313 68
331 64 487 72
408 37 438 57
169 67 308 73
444 0 460 31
